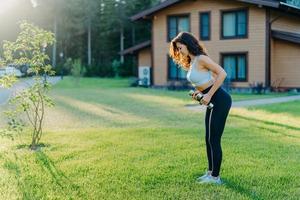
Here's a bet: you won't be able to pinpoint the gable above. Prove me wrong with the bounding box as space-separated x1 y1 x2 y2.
131 0 300 21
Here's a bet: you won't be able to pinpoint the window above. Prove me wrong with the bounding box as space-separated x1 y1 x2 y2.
222 53 247 81
199 12 210 40
167 15 190 41
168 56 187 80
221 9 247 39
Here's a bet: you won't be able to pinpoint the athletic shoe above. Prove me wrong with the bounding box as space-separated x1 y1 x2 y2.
197 175 223 185
196 171 211 181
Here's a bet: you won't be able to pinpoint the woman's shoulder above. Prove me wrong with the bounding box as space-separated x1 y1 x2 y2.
198 54 212 64
192 54 210 67
198 53 209 59
194 54 206 61
195 54 205 64
196 54 213 70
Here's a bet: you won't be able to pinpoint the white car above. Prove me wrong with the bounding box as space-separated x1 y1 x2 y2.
0 66 23 77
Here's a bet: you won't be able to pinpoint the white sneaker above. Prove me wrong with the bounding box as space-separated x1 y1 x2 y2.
196 171 211 181
197 175 223 185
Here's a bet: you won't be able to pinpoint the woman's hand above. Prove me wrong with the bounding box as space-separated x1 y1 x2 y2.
192 90 202 100
201 93 212 106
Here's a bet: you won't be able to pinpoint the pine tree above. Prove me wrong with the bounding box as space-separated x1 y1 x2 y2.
285 0 300 8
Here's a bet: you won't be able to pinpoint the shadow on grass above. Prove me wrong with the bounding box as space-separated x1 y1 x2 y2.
2 149 90 199
256 125 300 139
2 153 36 199
35 150 89 199
231 114 300 133
53 92 189 128
222 178 261 200
53 99 132 127
16 143 51 150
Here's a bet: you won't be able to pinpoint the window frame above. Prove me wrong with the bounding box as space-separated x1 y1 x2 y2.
199 11 211 41
167 14 191 42
167 55 187 81
220 8 248 40
220 52 248 82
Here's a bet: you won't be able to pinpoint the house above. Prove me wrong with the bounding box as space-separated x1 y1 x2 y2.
122 0 300 90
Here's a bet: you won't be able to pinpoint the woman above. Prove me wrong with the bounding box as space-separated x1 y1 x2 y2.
169 32 232 185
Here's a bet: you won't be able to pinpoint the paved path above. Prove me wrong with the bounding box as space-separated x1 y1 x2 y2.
0 76 61 106
185 94 300 112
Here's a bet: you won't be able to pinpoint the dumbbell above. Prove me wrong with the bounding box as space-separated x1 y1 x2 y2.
189 90 214 109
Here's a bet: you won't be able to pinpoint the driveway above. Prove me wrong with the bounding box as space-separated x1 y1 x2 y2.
185 94 300 112
0 76 61 106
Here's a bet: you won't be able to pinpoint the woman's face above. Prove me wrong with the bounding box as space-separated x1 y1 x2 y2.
175 42 189 56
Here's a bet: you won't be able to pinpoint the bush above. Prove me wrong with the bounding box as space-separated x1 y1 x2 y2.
71 59 86 85
128 77 139 87
55 58 73 76
0 21 55 150
112 59 121 77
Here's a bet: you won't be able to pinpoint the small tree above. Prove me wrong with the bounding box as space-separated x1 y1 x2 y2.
71 59 86 85
112 59 121 78
0 21 55 150
63 57 73 75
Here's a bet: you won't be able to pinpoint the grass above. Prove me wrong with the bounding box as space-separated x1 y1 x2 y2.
230 92 293 101
0 77 299 200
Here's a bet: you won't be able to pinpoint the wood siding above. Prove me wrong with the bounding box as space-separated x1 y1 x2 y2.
138 48 152 67
152 0 267 87
271 10 300 33
270 10 300 88
271 39 300 88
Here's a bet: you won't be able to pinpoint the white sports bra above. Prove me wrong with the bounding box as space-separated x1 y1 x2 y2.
186 55 212 87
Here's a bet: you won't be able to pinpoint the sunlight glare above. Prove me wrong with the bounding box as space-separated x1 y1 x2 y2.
0 0 18 14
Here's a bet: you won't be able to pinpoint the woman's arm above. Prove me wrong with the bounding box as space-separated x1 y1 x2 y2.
199 55 227 104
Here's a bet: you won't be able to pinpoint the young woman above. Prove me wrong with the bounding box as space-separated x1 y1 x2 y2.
169 32 232 185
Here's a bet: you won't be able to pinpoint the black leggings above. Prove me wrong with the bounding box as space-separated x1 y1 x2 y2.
202 86 232 177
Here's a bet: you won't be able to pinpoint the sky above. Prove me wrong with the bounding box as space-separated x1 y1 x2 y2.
0 0 38 46
0 0 20 14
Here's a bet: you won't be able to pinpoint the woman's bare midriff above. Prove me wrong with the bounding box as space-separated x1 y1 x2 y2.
195 79 215 92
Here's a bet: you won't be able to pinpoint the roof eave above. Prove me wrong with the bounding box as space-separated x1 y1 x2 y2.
130 15 152 21
119 40 152 55
272 30 300 44
130 0 182 21
278 2 300 16
130 0 300 21
236 0 279 8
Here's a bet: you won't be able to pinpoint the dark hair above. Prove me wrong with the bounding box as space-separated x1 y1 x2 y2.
169 32 208 70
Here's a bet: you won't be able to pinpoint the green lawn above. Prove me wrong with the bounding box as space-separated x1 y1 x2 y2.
0 77 299 200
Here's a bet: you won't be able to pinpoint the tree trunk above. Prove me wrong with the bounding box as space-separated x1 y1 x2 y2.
52 16 57 68
88 17 92 66
120 26 124 64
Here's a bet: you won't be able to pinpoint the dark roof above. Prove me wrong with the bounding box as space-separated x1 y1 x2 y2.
131 0 300 21
131 0 181 21
120 40 151 55
271 30 300 44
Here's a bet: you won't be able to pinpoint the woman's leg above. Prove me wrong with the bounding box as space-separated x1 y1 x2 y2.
209 108 224 177
205 108 213 172
209 94 231 177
